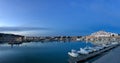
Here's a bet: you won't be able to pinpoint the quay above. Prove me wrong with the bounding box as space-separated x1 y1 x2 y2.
68 44 119 63
93 45 120 63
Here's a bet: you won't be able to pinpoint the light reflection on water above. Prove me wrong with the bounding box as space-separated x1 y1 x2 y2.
0 41 93 63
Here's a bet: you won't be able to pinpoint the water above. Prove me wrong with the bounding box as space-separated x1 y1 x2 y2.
0 41 93 63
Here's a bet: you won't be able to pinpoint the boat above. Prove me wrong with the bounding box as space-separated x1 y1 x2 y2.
84 47 94 53
68 42 118 58
68 49 79 57
77 46 104 55
77 48 89 55
85 47 98 52
68 43 119 63
102 44 108 48
111 42 118 45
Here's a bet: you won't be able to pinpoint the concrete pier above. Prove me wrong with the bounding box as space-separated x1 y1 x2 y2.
93 46 120 63
68 44 118 63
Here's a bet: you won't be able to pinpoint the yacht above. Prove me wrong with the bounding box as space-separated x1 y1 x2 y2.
84 47 94 53
85 47 98 52
68 49 79 57
77 48 89 55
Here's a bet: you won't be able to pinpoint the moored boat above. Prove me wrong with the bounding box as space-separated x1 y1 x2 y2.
68 49 79 57
77 48 89 55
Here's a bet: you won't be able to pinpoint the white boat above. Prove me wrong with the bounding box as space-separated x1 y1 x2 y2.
77 48 89 55
111 42 118 45
68 45 107 57
84 47 93 53
95 46 104 50
85 47 97 52
92 48 98 52
76 38 81 41
102 44 107 48
68 49 79 57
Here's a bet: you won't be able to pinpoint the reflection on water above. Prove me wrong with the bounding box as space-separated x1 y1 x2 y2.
0 41 93 63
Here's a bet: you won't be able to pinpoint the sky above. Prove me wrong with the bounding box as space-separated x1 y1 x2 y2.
0 0 120 36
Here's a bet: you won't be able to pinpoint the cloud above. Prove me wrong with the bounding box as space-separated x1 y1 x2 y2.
0 26 49 32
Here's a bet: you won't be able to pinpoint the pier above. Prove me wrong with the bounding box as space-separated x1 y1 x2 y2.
93 45 120 63
68 44 119 63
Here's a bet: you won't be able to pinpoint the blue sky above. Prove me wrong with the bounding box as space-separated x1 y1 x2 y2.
0 0 120 36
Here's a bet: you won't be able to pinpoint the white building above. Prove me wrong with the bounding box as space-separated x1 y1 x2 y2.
90 31 118 37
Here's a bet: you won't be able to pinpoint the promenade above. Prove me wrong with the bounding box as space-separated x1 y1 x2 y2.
93 46 120 63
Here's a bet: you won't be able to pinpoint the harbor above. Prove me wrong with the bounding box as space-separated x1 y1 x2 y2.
67 31 120 63
0 41 92 63
1 0 120 63
68 42 119 63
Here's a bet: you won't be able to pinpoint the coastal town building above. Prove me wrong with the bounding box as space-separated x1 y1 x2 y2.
0 33 24 43
85 31 120 44
90 31 118 37
0 30 119 44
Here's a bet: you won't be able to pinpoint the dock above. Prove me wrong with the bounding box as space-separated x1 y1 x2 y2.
68 44 119 63
93 45 120 63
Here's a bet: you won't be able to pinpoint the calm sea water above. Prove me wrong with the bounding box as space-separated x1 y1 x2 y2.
0 41 93 63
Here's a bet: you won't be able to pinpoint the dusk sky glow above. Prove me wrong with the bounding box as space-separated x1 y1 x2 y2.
0 0 120 36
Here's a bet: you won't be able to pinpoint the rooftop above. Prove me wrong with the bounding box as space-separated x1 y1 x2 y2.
90 30 118 37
